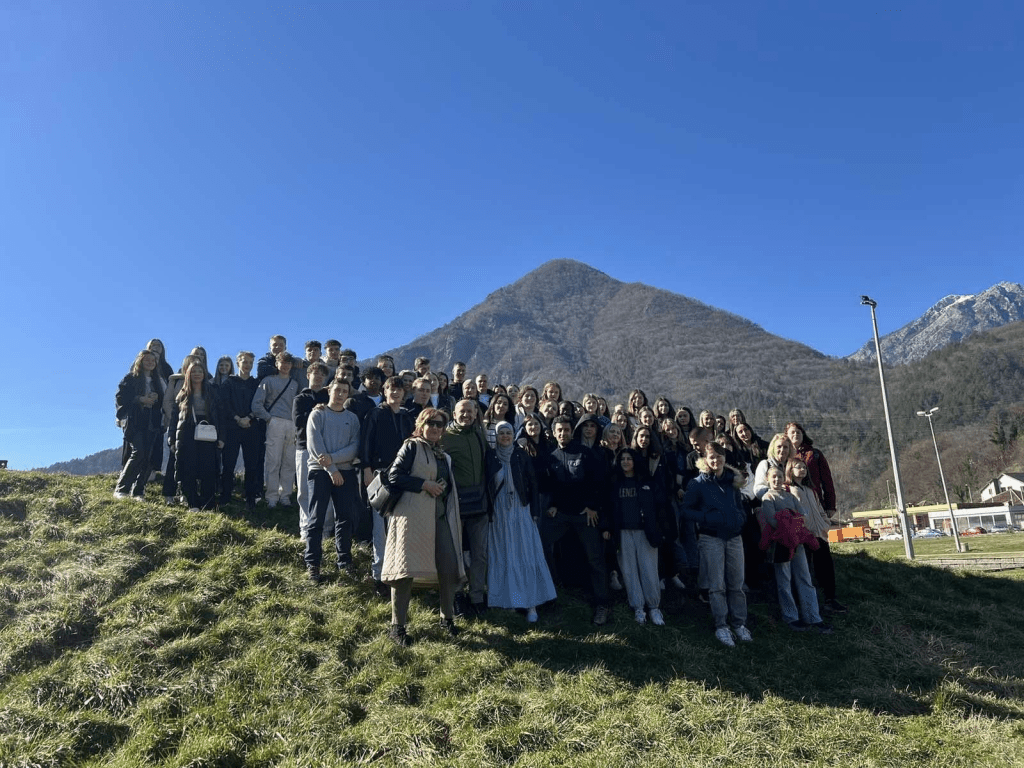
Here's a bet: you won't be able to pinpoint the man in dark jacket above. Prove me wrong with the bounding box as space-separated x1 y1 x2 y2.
680 443 751 647
442 399 497 614
360 376 414 595
541 416 610 624
293 361 331 541
218 351 261 510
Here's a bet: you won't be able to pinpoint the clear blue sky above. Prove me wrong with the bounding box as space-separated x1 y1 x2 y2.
2 1 1021 469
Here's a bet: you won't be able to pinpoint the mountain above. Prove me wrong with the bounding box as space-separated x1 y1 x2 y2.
37 447 123 475
848 282 1024 365
372 259 833 411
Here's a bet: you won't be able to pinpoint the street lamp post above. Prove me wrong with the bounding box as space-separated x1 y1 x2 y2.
861 296 915 559
917 407 965 553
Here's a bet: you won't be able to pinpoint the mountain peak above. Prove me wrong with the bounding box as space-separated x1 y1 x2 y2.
848 281 1024 364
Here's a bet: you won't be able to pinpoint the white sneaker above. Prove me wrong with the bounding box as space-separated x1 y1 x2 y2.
671 575 686 590
734 625 753 642
164 496 174 505
609 571 623 591
188 507 200 513
649 608 665 626
526 607 538 623
113 491 128 499
715 627 736 647
634 608 646 624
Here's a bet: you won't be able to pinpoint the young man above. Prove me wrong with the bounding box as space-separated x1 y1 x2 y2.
304 377 361 584
338 349 360 389
414 356 431 377
475 373 492 407
323 339 342 382
681 443 751 647
541 416 609 624
360 376 414 594
218 351 261 510
293 361 331 540
450 361 467 401
252 351 300 508
299 340 322 378
404 377 432 420
442 399 497 615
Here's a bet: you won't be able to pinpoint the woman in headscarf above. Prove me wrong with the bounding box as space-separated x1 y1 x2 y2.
486 422 556 623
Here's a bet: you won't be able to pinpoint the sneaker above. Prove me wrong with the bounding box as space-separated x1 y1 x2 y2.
698 590 710 604
734 625 753 642
592 605 610 626
113 491 128 499
373 580 391 600
813 621 834 635
634 608 647 625
715 627 736 647
439 617 459 637
609 571 623 590
389 624 409 647
453 592 469 618
338 562 358 579
649 608 665 626
164 496 175 505
788 620 810 632
306 565 322 585
824 599 848 614
526 607 538 623
188 507 200 513
670 575 686 590
659 579 666 591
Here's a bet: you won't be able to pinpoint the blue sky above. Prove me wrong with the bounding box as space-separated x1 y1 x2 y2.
2 1 1022 469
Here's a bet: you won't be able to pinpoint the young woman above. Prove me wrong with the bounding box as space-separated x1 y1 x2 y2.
581 393 611 427
542 381 563 403
674 406 696 446
653 397 675 423
514 386 540 431
161 354 201 504
610 406 634 446
114 350 165 499
483 394 515 448
487 422 556 623
787 456 848 614
382 408 466 645
626 389 648 427
174 359 224 511
605 449 665 625
213 355 234 388
698 409 716 433
146 338 174 382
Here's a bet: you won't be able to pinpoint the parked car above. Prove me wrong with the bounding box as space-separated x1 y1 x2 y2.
913 529 944 539
962 526 987 536
990 524 1019 534
880 532 904 541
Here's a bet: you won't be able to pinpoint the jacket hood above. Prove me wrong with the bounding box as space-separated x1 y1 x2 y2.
573 413 604 444
695 459 746 489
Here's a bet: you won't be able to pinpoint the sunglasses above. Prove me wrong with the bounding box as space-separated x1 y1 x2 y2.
426 420 446 428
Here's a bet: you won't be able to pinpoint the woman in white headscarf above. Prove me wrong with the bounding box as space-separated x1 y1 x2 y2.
486 422 556 623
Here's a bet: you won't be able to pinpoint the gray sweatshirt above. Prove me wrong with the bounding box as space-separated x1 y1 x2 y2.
307 406 360 472
252 376 298 421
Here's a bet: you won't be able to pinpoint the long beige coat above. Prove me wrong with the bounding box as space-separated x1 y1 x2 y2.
381 440 466 587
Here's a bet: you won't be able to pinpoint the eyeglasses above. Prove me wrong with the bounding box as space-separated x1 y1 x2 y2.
426 420 446 428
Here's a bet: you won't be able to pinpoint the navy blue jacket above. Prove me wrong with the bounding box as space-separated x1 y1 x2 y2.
680 468 746 540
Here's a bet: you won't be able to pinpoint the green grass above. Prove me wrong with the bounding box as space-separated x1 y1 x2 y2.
836 534 1024 559
3 472 1024 767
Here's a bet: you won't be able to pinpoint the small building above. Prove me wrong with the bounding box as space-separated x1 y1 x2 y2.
980 473 1024 503
851 501 1024 533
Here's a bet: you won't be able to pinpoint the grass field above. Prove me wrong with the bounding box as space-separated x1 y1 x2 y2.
2 472 1024 767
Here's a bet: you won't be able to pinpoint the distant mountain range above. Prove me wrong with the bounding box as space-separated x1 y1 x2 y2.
848 282 1024 365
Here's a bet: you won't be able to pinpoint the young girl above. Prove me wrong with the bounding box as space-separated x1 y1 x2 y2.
213 355 234 388
758 466 831 633
787 457 847 614
514 386 540 431
114 350 165 498
175 360 224 511
483 394 515 448
605 449 665 625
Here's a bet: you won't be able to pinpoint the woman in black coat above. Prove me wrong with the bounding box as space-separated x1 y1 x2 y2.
174 359 224 511
114 350 165 499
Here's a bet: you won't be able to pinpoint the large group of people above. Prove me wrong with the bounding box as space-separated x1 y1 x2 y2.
114 336 848 647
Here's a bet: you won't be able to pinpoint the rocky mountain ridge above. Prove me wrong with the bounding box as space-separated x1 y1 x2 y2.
848 281 1024 364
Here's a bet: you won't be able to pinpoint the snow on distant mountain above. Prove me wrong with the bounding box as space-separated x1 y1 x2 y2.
848 282 1024 364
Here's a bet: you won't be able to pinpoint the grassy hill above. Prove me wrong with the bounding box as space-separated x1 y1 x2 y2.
2 472 1024 766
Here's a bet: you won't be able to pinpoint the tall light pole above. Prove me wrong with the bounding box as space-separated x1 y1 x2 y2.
917 407 965 553
861 296 915 559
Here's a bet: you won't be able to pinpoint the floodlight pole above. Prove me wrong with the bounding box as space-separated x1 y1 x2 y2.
861 296 915 559
917 407 965 553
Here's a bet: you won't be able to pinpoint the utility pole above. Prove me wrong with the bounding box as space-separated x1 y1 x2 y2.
917 407 965 553
861 296 914 559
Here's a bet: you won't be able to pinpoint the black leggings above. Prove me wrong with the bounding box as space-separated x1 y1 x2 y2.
810 538 837 601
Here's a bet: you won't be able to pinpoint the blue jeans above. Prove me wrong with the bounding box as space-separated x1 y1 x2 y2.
775 545 822 625
698 534 747 629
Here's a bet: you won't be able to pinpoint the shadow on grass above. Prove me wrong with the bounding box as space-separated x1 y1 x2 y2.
447 551 1024 718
